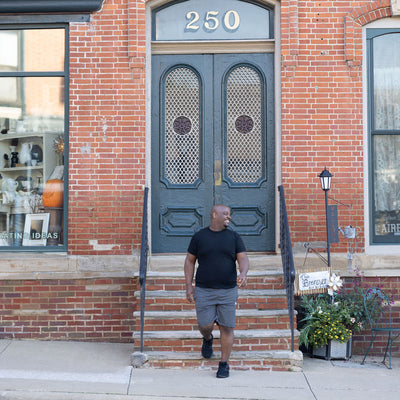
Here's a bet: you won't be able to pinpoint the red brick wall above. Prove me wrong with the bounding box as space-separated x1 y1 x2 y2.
344 276 400 357
3 0 399 348
68 0 146 255
280 0 391 252
65 0 395 255
280 0 400 359
0 278 137 342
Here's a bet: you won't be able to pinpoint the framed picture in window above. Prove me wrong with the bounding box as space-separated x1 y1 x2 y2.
22 213 50 246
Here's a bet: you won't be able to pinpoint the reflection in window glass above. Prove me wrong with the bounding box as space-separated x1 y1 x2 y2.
0 29 65 72
0 27 66 249
0 77 64 130
0 31 18 69
373 33 400 130
374 135 400 239
0 77 18 104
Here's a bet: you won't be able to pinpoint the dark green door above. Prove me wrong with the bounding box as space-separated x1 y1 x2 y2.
151 53 274 253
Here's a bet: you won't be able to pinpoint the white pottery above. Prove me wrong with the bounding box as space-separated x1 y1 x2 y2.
1 178 18 192
16 121 25 134
2 191 16 205
19 142 33 165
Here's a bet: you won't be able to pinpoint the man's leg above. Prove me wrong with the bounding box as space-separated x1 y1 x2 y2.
219 325 234 362
199 321 214 358
194 287 217 359
199 321 214 340
215 287 237 379
216 325 233 378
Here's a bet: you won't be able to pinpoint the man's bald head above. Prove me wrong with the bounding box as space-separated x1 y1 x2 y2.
210 204 231 231
211 204 230 217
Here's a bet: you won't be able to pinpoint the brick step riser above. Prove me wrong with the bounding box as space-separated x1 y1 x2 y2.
143 302 195 312
143 297 289 312
146 359 296 371
141 317 291 331
145 281 286 292
145 274 284 286
136 337 297 353
143 304 288 313
238 297 288 310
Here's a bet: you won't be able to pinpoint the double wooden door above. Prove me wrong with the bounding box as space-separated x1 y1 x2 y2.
151 53 275 253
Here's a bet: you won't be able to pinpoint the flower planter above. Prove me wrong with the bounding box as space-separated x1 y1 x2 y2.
311 337 352 361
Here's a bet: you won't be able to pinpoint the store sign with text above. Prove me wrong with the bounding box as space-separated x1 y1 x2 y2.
375 209 400 241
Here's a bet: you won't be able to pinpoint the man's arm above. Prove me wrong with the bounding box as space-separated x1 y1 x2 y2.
236 251 249 288
184 252 197 303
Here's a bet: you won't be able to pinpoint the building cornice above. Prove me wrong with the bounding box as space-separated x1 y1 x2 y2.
0 0 104 14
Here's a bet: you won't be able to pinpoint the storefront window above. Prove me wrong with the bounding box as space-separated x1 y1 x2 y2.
368 30 400 243
0 27 66 249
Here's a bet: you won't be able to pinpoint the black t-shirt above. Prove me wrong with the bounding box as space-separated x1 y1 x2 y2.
187 227 246 289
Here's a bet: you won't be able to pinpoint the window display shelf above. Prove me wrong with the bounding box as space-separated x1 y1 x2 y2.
0 132 57 140
0 132 62 139
0 131 63 246
0 166 42 173
0 132 59 182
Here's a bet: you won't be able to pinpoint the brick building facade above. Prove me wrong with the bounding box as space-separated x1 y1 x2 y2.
0 0 399 364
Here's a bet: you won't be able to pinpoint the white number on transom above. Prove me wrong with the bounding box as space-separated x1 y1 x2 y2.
185 10 240 32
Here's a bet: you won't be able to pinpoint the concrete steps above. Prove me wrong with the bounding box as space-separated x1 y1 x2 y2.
133 256 302 371
139 350 302 371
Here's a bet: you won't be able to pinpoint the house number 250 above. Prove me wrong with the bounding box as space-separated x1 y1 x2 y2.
185 10 240 32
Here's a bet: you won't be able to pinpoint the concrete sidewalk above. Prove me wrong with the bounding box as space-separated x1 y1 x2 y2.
0 339 399 400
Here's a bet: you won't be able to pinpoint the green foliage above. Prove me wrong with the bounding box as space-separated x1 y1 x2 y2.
298 268 389 350
298 294 360 348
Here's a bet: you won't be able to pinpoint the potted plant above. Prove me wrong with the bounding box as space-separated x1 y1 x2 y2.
298 273 366 360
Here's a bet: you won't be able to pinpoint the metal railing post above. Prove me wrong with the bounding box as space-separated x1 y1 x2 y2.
139 187 149 353
278 185 296 352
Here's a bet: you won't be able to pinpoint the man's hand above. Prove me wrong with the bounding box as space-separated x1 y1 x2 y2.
237 273 248 288
186 285 195 303
184 252 196 303
236 251 249 288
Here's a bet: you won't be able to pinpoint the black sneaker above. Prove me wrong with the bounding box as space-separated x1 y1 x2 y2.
216 361 229 378
201 334 213 359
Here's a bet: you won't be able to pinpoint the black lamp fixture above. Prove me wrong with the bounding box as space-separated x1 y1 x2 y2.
319 167 332 191
319 167 333 267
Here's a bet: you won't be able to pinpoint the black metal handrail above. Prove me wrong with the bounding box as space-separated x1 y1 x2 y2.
278 185 296 352
139 187 149 353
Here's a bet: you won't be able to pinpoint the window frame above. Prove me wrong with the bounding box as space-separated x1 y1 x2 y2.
0 23 69 252
367 28 400 245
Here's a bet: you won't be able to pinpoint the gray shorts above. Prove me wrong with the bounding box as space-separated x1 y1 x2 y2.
194 286 238 328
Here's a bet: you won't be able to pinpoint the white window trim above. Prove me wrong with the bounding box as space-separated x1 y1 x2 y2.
363 17 400 255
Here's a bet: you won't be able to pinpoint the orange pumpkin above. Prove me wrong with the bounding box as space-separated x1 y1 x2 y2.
42 179 64 208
